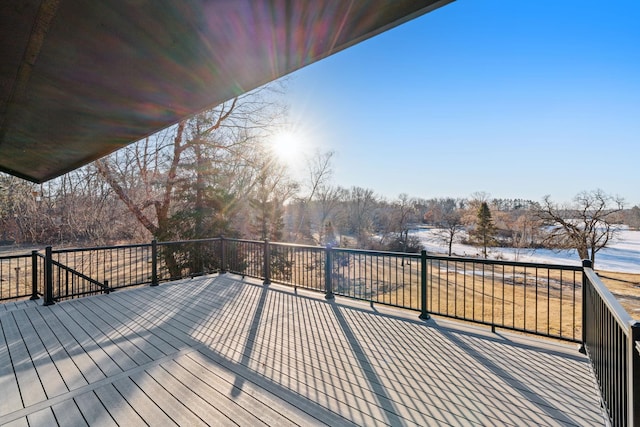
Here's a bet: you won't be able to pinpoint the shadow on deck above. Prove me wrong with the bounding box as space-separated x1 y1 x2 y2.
0 274 604 426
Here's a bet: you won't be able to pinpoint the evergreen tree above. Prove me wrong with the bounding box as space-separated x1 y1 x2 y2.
471 202 496 258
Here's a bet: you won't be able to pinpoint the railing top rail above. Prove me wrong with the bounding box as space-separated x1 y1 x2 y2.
0 253 32 261
426 253 583 271
220 238 265 245
333 247 422 258
52 242 152 253
584 267 634 332
269 241 326 250
157 237 222 245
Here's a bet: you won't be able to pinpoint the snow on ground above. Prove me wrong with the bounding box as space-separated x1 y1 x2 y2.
411 227 640 274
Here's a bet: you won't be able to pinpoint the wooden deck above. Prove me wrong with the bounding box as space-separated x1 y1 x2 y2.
0 274 604 426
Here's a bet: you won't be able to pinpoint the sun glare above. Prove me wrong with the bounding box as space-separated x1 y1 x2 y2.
269 130 304 166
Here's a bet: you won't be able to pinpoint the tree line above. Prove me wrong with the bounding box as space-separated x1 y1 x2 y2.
0 86 637 268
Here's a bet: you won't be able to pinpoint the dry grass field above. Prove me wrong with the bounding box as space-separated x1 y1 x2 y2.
597 270 640 319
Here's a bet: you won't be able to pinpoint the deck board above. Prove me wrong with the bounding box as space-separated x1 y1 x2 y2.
1 311 47 407
57 299 145 370
26 408 57 427
128 370 207 426
50 399 88 427
0 299 39 313
110 376 176 426
0 317 24 416
93 384 147 426
11 309 68 399
27 309 89 391
74 391 117 427
0 274 605 426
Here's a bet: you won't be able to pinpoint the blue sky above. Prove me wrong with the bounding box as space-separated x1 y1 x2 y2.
277 0 639 205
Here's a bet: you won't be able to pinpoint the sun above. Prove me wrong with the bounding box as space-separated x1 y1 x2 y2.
269 130 305 166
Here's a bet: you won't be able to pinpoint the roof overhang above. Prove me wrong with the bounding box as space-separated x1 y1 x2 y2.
1 0 452 183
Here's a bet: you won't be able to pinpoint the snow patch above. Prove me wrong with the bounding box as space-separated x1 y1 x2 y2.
411 228 640 273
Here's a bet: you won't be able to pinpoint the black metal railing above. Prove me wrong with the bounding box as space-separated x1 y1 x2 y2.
269 242 325 291
224 238 264 279
425 255 583 341
2 237 637 423
51 243 153 291
0 251 42 301
331 248 422 310
212 240 584 341
156 238 222 282
582 260 639 427
0 238 584 342
37 238 223 302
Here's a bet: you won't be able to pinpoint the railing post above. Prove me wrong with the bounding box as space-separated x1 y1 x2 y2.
579 259 591 354
104 279 110 295
630 321 640 427
263 239 271 285
43 246 54 306
419 250 430 320
30 250 40 300
324 244 334 300
151 239 158 286
220 236 227 274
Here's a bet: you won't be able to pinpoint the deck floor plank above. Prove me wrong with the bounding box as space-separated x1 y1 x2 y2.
48 303 124 378
143 363 240 427
111 376 177 426
0 316 24 416
26 407 57 427
27 308 89 391
0 417 29 427
36 305 107 385
51 398 88 427
0 311 47 408
62 298 151 369
128 370 207 426
84 294 187 355
74 391 118 427
102 293 192 355
11 309 68 399
0 275 605 426
164 357 277 427
199 294 490 426
93 383 147 426
187 349 358 427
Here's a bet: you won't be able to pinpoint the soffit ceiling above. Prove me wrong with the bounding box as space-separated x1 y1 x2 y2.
1 0 452 183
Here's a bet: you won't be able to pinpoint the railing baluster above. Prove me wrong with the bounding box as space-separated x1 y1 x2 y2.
420 250 429 320
44 246 54 306
263 240 271 285
324 244 334 300
30 250 39 300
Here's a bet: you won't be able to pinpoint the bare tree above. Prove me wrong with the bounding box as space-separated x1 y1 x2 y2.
314 185 347 245
95 85 286 242
294 150 334 242
537 189 624 266
345 186 377 247
437 210 464 256
95 121 186 241
502 210 542 261
391 193 418 252
249 158 298 241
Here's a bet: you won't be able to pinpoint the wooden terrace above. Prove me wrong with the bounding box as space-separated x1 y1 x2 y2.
0 274 605 426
